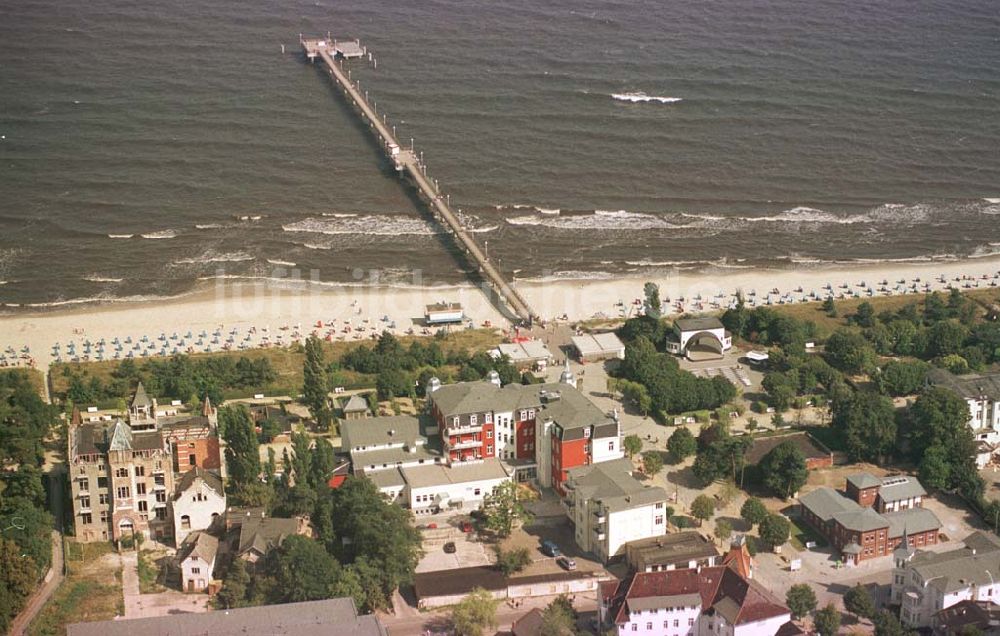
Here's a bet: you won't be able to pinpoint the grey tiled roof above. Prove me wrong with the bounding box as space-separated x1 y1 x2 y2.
177 531 219 565
846 472 881 490
877 475 927 503
175 467 224 499
674 317 725 332
927 367 1000 401
341 414 429 449
832 508 889 533
401 457 510 489
885 507 941 537
909 532 1000 594
799 487 861 522
567 458 667 513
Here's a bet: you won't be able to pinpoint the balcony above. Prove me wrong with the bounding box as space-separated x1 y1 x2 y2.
153 483 167 491
593 528 606 541
593 510 606 523
449 438 482 450
444 422 483 435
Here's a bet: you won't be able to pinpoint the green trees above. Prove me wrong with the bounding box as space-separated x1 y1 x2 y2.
873 609 910 636
216 559 251 609
714 519 733 545
877 360 930 397
539 595 577 636
758 513 791 551
907 387 980 497
785 583 817 619
623 434 643 458
267 535 345 603
690 495 716 526
643 282 662 320
481 481 533 538
0 538 38 633
316 478 423 606
495 547 532 576
813 603 842 636
740 497 768 528
692 425 752 485
451 588 499 636
221 404 262 496
0 369 57 467
302 336 333 429
616 336 736 416
641 451 664 477
761 372 797 411
843 584 875 619
825 329 877 375
758 441 808 499
831 391 897 463
667 427 697 463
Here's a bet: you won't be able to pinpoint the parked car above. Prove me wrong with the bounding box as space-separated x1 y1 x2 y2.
556 556 577 571
541 540 562 557
426 522 438 529
460 521 473 533
443 541 457 553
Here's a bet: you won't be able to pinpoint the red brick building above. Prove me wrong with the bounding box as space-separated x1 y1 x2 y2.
799 473 941 565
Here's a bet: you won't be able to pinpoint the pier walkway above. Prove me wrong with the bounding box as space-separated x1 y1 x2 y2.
301 35 537 326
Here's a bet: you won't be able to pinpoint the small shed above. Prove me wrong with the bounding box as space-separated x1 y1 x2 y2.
340 394 370 420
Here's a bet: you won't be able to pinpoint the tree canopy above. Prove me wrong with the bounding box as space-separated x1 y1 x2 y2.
757 441 808 499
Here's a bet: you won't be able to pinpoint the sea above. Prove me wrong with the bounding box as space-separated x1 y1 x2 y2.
1 0 998 307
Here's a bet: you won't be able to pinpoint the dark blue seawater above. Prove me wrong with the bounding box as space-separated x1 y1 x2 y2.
1 0 998 305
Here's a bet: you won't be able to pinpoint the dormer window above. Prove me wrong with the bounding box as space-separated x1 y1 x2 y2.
453 416 460 426
470 414 477 426
485 413 493 423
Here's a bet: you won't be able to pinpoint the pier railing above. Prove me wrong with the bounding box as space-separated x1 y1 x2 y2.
301 35 537 326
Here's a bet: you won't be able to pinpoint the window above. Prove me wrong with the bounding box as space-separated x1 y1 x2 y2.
116 486 130 498
138 501 148 512
470 414 477 426
655 516 664 525
191 567 200 574
453 417 460 426
115 468 129 478
98 476 108 488
689 618 695 626
155 507 166 520
646 623 653 630
655 502 664 509
487 430 493 439
156 491 167 503
99 493 108 505
100 511 109 523
181 515 191 530
81 513 92 524
674 619 679 627
136 483 147 495
528 409 535 419
485 413 493 423
632 625 637 632
609 441 614 451
79 478 89 491
487 445 493 454
189 454 197 467
80 496 91 509
474 488 481 496
134 466 145 477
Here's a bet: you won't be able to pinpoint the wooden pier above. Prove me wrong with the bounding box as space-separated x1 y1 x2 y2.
301 35 538 326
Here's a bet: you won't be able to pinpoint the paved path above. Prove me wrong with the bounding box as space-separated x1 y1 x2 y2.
120 551 209 619
8 530 64 635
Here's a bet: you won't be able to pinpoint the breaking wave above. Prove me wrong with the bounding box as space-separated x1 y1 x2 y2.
83 275 124 283
107 234 134 239
140 229 178 239
283 216 441 237
266 259 297 267
612 92 683 104
505 209 680 231
173 251 254 265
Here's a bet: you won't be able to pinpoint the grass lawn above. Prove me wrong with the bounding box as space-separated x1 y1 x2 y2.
137 550 166 594
48 328 504 401
30 542 122 636
788 516 828 551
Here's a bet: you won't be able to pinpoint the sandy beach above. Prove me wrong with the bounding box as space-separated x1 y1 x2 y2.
2 256 1000 370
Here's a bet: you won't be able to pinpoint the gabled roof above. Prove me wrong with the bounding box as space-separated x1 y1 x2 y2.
107 419 133 451
877 475 927 502
798 486 861 522
511 608 544 636
178 531 219 565
341 414 427 449
131 382 153 408
605 565 790 627
237 516 299 557
175 467 224 499
832 507 889 533
908 532 1000 595
927 367 1000 401
722 538 753 579
341 394 369 414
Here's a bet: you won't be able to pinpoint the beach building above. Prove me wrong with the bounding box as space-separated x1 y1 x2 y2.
926 368 1000 468
172 467 226 546
66 597 387 636
563 458 670 562
571 332 626 363
340 394 370 420
798 473 941 566
891 531 1000 629
177 530 218 593
428 373 623 492
425 302 464 325
625 532 720 573
68 417 176 543
341 414 443 475
68 385 225 545
491 339 554 371
665 317 733 360
401 458 511 514
599 563 798 636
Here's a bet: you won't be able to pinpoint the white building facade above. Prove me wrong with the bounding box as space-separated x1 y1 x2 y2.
172 468 226 546
926 369 1000 468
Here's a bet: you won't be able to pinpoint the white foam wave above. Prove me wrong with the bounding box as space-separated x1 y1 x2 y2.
302 243 333 250
83 276 124 283
140 229 177 239
537 208 561 215
506 209 678 231
107 234 134 239
173 251 254 265
983 198 1000 204
195 223 223 230
968 245 1000 259
741 207 870 224
283 216 441 237
266 259 297 267
612 92 683 104
321 212 360 218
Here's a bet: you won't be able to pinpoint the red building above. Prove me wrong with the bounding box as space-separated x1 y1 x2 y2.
799 473 941 565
